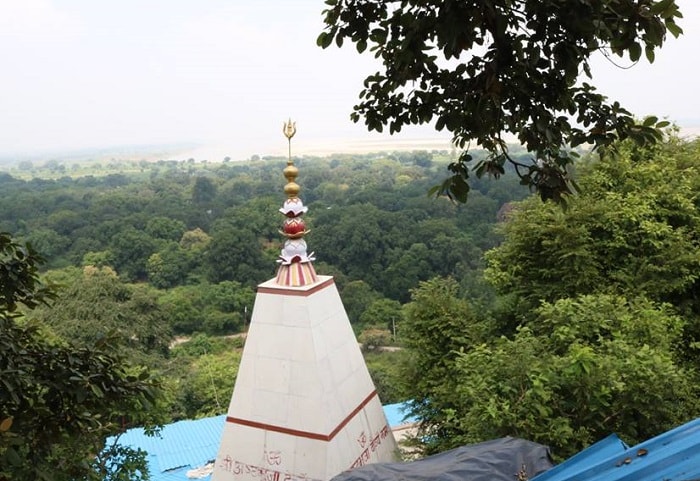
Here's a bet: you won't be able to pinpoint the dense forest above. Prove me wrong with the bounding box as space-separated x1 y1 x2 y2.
0 149 525 334
2 136 700 478
0 148 526 423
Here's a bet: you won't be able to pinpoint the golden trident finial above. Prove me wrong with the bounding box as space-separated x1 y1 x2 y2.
283 119 297 164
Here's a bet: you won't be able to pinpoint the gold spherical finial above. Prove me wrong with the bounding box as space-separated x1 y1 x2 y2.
283 163 299 182
284 182 300 197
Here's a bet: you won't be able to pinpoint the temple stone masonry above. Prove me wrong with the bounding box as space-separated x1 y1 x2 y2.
211 121 398 481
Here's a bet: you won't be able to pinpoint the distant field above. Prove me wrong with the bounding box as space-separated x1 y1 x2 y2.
1 125 698 174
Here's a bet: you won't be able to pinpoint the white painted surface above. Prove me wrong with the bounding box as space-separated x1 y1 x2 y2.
213 276 398 481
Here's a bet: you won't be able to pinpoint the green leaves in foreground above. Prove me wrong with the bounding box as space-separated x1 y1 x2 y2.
403 292 699 459
319 0 683 203
0 232 164 481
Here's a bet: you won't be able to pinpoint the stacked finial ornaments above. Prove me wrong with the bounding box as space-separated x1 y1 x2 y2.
275 119 318 286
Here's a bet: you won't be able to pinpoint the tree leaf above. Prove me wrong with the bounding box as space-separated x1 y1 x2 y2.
0 417 12 432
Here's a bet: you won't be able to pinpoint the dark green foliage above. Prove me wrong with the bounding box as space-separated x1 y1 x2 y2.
31 267 172 366
340 280 381 324
359 298 403 332
147 242 192 289
0 319 161 480
399 138 700 458
206 219 273 286
485 138 700 330
167 334 243 419
158 282 254 336
192 176 217 205
312 203 404 287
0 152 525 304
399 277 489 452
399 278 699 459
363 350 409 404
3 136 698 460
0 151 529 438
319 0 682 203
0 233 163 481
91 440 150 481
0 233 55 311
23 228 71 266
445 295 698 460
145 217 187 242
206 228 271 284
110 228 160 281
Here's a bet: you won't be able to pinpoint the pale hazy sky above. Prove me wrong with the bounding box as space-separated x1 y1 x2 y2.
1 0 699 160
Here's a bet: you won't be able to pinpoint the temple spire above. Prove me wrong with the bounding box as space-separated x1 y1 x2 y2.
275 119 318 286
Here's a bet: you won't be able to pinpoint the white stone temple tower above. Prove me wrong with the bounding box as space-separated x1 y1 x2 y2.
211 121 398 481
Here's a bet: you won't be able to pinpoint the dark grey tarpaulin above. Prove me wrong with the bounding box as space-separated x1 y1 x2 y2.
331 437 553 481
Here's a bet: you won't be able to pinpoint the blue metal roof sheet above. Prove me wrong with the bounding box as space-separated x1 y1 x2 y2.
111 404 412 481
111 415 225 481
533 418 700 481
382 402 418 428
115 403 700 481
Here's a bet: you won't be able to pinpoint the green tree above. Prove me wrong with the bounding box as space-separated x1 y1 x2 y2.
206 221 271 286
159 286 202 334
192 176 217 205
23 228 71 265
312 204 407 288
179 228 212 250
174 349 241 418
340 280 381 324
434 295 699 459
363 350 409 404
399 277 487 450
147 242 191 289
0 233 54 311
383 243 433 301
318 0 681 202
484 138 700 331
82 249 115 268
46 209 87 236
398 138 700 458
0 233 163 481
158 282 254 336
33 266 172 365
145 216 187 242
359 297 403 334
166 334 245 419
358 328 393 351
110 228 159 281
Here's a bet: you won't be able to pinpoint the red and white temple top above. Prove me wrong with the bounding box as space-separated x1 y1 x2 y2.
275 120 318 287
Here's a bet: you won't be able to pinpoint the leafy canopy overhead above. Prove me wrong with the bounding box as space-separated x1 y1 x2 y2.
318 0 683 202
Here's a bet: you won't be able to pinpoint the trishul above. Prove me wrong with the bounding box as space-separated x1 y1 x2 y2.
283 119 297 163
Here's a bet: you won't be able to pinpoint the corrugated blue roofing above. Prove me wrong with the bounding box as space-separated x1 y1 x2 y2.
114 407 700 481
532 418 700 481
111 415 225 481
112 404 412 481
382 402 418 428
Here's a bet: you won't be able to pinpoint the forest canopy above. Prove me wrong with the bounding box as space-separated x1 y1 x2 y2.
1 136 699 471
